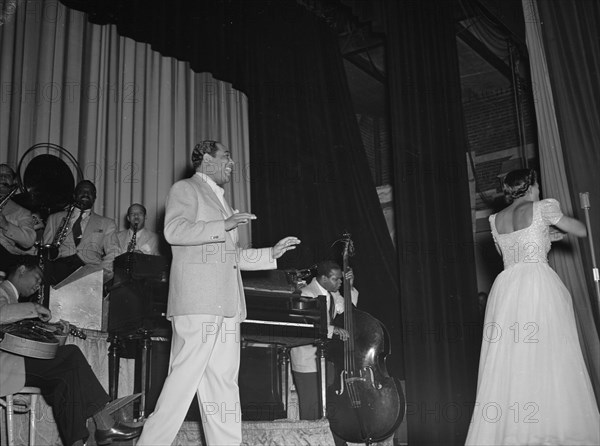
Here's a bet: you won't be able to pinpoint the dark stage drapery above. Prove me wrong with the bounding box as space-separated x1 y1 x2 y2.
537 0 600 405
385 1 481 445
60 0 404 375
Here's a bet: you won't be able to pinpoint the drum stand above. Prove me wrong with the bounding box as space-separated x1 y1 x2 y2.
108 329 153 420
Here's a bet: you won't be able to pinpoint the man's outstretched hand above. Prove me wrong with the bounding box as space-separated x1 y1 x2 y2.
272 236 301 259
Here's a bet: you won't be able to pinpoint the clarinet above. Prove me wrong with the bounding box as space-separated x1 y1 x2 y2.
126 223 138 276
0 184 19 212
127 223 138 253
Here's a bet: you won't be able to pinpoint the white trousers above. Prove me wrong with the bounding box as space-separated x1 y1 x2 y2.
137 313 242 446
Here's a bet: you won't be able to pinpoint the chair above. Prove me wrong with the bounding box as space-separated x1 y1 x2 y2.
2 387 42 446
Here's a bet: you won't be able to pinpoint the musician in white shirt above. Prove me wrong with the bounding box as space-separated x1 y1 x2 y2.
290 260 359 421
115 203 160 256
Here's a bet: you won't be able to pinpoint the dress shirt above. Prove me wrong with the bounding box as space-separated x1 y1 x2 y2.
290 277 359 373
116 227 160 256
71 209 91 236
195 173 229 212
194 172 238 244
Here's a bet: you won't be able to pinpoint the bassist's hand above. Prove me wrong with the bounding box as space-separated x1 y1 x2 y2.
333 326 350 341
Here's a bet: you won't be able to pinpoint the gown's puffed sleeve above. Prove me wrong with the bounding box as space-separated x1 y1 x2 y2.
540 198 564 226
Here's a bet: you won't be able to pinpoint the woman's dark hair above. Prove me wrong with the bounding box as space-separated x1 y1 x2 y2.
502 169 538 204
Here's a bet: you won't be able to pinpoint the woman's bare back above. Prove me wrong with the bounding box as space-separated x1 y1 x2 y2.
494 201 534 235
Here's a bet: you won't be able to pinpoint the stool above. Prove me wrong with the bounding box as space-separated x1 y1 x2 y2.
3 387 42 446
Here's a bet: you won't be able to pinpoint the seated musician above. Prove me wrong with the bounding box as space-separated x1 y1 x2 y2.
43 180 119 286
115 203 160 256
108 203 162 336
290 260 358 445
0 164 36 272
0 260 142 446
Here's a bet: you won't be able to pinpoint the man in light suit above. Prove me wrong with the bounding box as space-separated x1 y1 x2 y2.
290 260 359 423
0 260 142 446
137 140 300 446
0 164 36 272
43 180 119 285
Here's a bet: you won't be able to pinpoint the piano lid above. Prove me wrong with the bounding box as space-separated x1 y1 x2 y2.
242 269 295 293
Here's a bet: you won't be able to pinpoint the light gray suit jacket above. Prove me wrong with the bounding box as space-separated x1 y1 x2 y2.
164 174 276 320
0 280 26 397
43 210 118 274
0 199 36 255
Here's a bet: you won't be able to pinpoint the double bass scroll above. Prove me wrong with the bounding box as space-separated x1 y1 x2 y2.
326 233 405 445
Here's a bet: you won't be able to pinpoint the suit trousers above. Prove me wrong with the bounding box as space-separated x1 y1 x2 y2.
137 313 242 446
0 246 29 273
45 254 85 286
24 345 110 446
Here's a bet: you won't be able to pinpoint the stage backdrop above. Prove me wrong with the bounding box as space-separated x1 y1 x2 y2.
523 0 600 406
56 0 404 379
0 0 253 248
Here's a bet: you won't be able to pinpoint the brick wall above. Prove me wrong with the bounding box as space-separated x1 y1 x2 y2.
357 114 391 187
463 87 538 207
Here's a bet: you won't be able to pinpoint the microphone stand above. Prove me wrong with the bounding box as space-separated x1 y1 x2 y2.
580 192 600 309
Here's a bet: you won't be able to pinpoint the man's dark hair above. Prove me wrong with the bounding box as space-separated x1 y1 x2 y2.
316 260 341 278
6 258 42 278
191 140 221 170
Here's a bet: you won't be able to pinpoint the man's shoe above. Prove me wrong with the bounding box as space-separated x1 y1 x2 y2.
94 422 142 445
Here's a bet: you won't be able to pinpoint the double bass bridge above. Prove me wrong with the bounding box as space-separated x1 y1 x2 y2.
336 366 382 396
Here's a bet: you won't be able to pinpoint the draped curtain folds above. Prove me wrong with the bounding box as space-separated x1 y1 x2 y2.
385 0 481 444
0 0 252 247
522 0 600 405
51 0 403 376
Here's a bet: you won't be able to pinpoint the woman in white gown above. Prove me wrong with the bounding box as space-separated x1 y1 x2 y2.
466 169 600 445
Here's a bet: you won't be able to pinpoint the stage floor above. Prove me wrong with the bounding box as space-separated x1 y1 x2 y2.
1 416 398 446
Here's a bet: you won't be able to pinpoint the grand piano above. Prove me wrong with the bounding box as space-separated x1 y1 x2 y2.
239 271 329 421
243 288 328 343
108 264 330 421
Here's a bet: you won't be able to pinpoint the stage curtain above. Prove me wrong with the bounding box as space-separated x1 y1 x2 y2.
385 0 482 444
56 0 404 378
0 0 252 247
522 0 600 406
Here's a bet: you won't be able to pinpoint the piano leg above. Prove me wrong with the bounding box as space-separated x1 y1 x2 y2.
317 341 327 419
108 335 121 400
137 329 152 420
278 347 290 416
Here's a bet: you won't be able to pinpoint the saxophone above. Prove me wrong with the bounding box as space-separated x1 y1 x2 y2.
39 202 78 261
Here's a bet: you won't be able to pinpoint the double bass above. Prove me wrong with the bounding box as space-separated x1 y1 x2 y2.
327 233 405 445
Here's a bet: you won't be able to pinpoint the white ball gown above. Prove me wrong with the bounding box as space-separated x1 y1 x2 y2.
466 198 600 445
